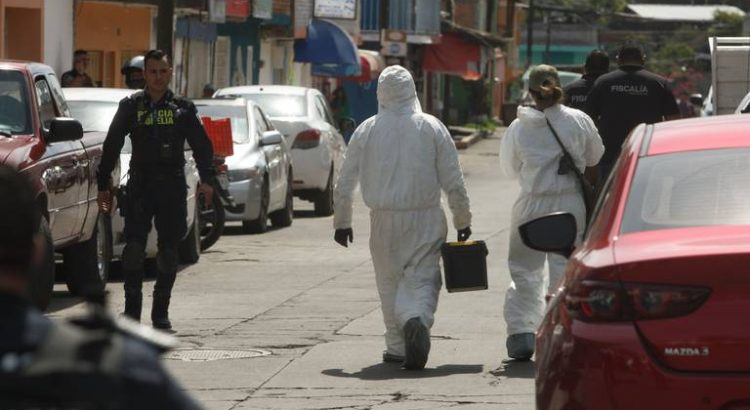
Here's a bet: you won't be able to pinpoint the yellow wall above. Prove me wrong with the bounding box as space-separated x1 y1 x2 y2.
74 1 152 87
0 0 44 62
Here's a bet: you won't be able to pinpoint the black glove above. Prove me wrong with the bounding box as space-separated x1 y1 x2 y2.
457 227 472 242
334 228 354 247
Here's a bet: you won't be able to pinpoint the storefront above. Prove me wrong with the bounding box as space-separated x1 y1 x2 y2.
73 1 152 88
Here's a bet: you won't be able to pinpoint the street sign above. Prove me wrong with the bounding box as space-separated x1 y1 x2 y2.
382 41 407 57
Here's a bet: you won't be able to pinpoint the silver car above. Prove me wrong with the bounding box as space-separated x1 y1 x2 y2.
194 98 293 233
214 86 346 216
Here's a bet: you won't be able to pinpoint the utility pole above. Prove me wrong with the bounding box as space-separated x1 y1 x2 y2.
157 0 175 59
526 0 534 67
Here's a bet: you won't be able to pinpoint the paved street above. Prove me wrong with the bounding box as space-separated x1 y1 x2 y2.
49 130 535 410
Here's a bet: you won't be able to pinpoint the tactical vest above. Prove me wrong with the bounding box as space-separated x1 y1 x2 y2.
0 321 124 409
127 91 192 175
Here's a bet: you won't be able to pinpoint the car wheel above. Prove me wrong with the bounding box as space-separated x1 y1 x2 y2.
269 169 294 228
199 190 225 251
243 177 269 234
178 213 201 264
27 216 55 311
63 213 111 297
314 165 334 217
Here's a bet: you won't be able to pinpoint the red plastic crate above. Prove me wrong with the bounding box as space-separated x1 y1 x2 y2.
201 116 234 158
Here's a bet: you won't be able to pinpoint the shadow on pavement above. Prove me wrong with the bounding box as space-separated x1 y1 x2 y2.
322 363 483 380
293 210 318 218
46 291 84 313
489 359 535 379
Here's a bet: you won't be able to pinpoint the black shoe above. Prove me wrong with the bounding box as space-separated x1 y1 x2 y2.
124 292 142 322
382 351 405 363
403 317 430 370
152 317 172 330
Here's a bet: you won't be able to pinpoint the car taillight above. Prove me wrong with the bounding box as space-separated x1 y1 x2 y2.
564 280 710 322
292 129 321 149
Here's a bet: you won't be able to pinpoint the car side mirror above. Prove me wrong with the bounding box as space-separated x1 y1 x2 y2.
689 94 703 106
338 117 356 132
46 117 83 144
518 212 577 258
259 131 282 147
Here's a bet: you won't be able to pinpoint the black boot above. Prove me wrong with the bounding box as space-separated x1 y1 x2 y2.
123 291 142 322
151 291 172 330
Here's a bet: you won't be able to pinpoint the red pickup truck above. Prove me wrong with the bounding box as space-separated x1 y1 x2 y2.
0 61 112 310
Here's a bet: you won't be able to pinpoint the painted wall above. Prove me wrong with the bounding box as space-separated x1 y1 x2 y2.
0 0 44 61
44 0 73 76
74 1 152 87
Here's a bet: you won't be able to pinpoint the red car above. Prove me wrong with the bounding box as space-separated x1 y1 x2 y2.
521 115 750 410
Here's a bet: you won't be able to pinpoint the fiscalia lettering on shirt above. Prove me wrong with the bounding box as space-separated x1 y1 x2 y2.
610 84 649 95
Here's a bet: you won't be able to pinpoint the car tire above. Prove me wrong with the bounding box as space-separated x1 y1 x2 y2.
178 214 201 264
243 177 269 234
270 169 294 228
314 166 334 217
27 216 55 311
199 190 225 251
63 213 111 297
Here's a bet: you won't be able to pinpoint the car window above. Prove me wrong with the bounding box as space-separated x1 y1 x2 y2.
68 100 132 152
621 148 750 233
229 93 307 117
318 95 336 125
34 78 58 130
258 107 275 131
46 74 70 117
254 106 268 134
0 70 31 134
195 104 252 145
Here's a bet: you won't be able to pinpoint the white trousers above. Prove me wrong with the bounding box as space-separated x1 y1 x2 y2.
369 207 448 356
503 191 585 335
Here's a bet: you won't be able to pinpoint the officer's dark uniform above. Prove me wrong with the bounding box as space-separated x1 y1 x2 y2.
586 65 679 179
563 72 605 113
97 90 214 326
0 293 202 409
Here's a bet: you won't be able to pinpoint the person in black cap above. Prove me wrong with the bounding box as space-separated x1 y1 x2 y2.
563 49 610 113
586 44 680 181
0 165 202 409
97 49 215 331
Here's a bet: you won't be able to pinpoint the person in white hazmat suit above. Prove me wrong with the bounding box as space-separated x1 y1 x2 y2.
500 65 604 360
333 66 472 370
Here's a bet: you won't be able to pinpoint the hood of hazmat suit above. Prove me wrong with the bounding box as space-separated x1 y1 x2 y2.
333 65 472 358
500 103 604 337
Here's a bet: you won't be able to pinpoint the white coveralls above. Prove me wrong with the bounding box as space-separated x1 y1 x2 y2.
334 66 472 357
500 104 603 335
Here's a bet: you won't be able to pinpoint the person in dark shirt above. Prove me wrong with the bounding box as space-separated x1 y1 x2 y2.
97 50 215 330
61 50 97 88
563 49 610 113
0 165 202 410
586 44 680 181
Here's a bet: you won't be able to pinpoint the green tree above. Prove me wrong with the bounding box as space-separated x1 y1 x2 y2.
708 10 744 37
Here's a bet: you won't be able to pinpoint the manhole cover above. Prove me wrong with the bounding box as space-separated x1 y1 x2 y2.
165 349 271 361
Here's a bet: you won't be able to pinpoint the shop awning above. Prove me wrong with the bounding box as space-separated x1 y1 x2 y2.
312 50 385 81
346 50 385 82
423 32 482 80
294 19 359 65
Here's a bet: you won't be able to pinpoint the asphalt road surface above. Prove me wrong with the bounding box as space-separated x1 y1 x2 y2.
49 130 536 409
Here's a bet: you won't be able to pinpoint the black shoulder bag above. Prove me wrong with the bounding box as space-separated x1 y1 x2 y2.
545 118 596 223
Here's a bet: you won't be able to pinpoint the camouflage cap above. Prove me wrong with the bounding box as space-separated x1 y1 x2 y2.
528 64 560 92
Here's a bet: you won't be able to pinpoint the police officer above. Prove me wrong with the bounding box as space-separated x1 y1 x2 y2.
563 49 610 113
0 165 202 409
122 55 146 89
586 44 680 181
97 49 215 330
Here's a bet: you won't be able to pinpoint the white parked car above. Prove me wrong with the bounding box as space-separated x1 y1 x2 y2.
194 98 293 233
214 85 346 216
63 87 202 264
